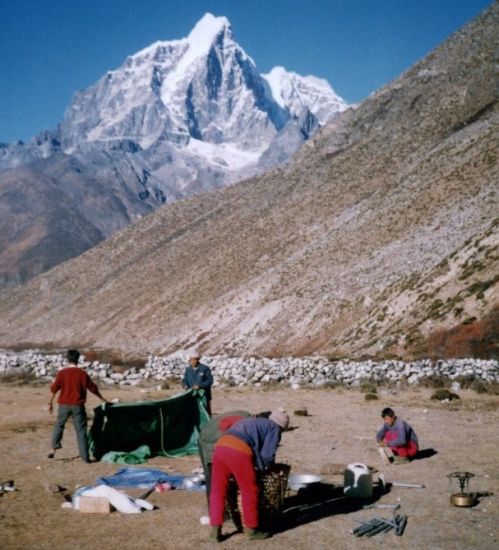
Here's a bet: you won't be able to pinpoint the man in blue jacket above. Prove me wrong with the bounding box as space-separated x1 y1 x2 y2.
182 351 214 415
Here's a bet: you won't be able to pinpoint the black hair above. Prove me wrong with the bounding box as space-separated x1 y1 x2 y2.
381 407 395 418
67 349 80 364
255 411 271 418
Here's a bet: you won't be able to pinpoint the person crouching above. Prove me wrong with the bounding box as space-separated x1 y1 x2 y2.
376 407 419 464
209 409 289 542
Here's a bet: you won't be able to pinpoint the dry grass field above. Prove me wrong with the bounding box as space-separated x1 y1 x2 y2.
0 381 498 549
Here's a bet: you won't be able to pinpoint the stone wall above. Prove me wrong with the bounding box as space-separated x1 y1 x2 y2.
0 350 497 388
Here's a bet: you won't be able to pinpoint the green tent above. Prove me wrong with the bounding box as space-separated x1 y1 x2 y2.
88 389 210 460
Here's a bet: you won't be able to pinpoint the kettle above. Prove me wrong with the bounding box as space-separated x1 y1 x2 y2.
343 463 373 498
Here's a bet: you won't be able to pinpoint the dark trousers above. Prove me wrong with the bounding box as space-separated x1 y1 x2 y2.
51 404 90 462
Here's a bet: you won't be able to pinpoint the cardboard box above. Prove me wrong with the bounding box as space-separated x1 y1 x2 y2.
79 496 112 513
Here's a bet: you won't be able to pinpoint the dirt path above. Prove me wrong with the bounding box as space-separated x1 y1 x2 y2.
0 382 497 549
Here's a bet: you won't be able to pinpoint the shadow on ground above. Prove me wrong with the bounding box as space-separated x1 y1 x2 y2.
274 483 387 534
413 448 438 460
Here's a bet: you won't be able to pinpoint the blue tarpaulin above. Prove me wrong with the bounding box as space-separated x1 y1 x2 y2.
96 467 205 491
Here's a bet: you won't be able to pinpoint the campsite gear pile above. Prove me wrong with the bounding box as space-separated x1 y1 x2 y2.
61 467 206 513
352 514 408 537
72 485 154 514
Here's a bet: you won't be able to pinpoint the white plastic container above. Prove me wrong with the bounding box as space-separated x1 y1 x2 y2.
343 463 373 498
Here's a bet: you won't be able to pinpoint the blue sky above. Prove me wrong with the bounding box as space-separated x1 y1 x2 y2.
0 0 492 143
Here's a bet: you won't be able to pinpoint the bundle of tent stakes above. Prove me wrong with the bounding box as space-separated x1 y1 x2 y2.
351 514 408 537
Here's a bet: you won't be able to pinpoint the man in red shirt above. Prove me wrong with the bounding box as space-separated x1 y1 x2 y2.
48 349 107 463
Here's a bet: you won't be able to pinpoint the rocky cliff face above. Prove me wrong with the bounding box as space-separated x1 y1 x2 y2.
0 5 496 358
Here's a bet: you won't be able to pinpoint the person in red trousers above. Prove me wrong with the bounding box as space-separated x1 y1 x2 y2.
376 407 419 464
209 409 289 542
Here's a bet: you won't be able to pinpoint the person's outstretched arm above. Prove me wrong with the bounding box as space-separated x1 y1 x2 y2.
87 375 108 402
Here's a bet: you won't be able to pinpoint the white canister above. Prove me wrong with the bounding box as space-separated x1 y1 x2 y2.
343 463 373 498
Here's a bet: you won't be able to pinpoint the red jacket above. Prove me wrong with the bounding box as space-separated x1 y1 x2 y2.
51 366 99 406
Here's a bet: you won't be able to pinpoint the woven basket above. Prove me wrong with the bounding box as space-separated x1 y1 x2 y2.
257 463 291 516
225 464 291 531
225 463 290 531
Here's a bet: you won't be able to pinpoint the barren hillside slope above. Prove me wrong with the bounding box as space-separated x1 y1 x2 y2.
0 4 497 358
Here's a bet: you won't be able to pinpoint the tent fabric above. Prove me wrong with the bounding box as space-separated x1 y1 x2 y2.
88 389 210 460
101 445 152 465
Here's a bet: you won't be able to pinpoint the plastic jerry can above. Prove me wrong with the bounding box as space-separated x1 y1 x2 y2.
343 463 373 498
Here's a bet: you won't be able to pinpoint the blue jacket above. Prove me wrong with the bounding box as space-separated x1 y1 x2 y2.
226 417 282 471
182 363 213 400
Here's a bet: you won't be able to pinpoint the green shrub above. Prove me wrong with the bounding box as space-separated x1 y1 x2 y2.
365 393 379 401
0 372 38 385
431 389 460 401
360 383 377 394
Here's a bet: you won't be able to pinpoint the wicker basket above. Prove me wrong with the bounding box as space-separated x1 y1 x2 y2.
257 463 291 517
225 463 291 532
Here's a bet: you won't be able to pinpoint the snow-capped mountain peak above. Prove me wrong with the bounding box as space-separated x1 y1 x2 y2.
2 13 348 190
159 13 240 123
263 66 347 125
186 12 231 53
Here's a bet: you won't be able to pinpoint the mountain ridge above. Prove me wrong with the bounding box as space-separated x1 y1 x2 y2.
0 13 346 291
0 5 497 358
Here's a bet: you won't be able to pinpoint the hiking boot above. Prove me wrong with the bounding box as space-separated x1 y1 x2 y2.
393 456 410 465
247 528 270 540
209 526 222 543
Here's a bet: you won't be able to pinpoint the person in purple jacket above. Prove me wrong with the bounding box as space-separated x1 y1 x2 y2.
376 407 419 464
209 409 289 542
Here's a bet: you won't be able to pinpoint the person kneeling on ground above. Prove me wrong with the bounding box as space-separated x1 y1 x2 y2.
376 407 419 464
209 409 289 542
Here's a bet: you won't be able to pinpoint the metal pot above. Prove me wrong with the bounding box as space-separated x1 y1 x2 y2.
288 474 323 491
450 493 477 507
